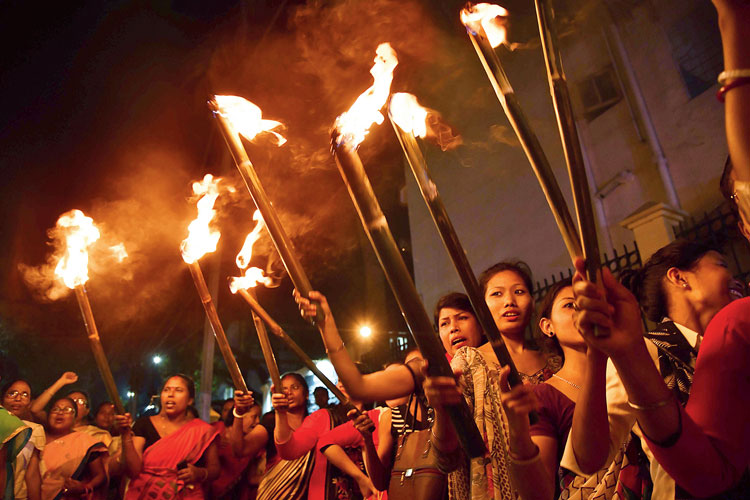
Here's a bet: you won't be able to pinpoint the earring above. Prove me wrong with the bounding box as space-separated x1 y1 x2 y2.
682 283 688 288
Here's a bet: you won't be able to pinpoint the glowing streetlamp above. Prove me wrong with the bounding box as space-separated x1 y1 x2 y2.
152 355 162 365
359 326 372 338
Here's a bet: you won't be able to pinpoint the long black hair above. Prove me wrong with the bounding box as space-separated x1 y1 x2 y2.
620 239 718 323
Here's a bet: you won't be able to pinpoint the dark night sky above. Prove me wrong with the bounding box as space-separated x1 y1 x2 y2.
0 0 549 401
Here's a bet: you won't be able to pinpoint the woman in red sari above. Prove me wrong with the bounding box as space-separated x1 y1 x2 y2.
116 374 219 500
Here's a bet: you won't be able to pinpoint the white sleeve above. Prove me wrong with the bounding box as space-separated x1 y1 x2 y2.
560 340 659 476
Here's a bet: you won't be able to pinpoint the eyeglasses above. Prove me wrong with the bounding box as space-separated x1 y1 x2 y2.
5 390 30 400
71 398 89 407
50 406 76 415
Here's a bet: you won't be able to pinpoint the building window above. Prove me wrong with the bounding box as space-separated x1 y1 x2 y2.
665 2 722 98
576 66 622 121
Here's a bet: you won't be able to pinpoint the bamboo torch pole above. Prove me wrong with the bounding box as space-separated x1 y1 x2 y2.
188 261 249 392
330 134 485 458
209 99 323 325
74 285 125 414
388 109 521 387
462 13 582 261
236 288 356 412
247 289 282 391
534 0 602 284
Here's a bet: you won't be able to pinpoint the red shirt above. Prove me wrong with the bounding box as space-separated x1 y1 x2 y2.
645 298 750 497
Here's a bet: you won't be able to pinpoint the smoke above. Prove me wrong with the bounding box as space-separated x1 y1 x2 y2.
200 0 466 282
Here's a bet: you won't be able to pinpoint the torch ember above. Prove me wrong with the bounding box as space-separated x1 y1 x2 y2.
51 209 126 414
461 2 509 48
333 42 398 148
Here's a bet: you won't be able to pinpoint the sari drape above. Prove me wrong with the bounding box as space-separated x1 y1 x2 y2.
1 407 32 500
40 431 107 500
125 419 218 500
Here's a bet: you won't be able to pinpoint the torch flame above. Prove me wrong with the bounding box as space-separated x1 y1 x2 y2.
213 95 287 146
110 243 128 263
389 93 430 138
53 210 101 289
460 3 509 48
236 210 265 270
229 210 273 292
229 268 273 294
334 43 399 148
180 174 222 264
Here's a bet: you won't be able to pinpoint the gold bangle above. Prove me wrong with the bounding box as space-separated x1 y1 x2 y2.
326 342 345 354
627 396 672 411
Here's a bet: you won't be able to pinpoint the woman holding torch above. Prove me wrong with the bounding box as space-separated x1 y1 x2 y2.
264 372 367 500
293 291 485 404
114 374 219 500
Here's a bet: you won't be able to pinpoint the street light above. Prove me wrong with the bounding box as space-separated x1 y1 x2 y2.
126 391 135 398
359 326 372 338
152 355 162 365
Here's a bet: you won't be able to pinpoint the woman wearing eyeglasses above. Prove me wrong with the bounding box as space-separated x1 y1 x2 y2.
40 397 107 500
2 379 44 500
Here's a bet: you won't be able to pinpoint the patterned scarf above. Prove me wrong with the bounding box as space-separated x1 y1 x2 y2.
643 321 698 406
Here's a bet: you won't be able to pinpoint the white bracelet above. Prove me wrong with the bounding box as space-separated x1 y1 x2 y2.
232 407 245 419
718 69 750 85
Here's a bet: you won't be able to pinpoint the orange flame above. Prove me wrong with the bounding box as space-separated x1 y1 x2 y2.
334 43 398 148
229 209 273 293
213 95 287 146
236 210 265 270
53 210 101 289
180 174 223 264
229 268 273 293
460 3 509 48
110 243 128 263
389 93 430 138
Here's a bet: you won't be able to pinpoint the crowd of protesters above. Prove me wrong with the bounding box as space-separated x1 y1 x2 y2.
2 0 750 499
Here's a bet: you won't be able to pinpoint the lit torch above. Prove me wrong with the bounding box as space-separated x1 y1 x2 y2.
229 210 281 391
460 3 582 261
181 174 248 392
330 44 484 458
388 93 525 389
534 0 602 295
228 212 355 408
208 95 323 324
53 209 126 414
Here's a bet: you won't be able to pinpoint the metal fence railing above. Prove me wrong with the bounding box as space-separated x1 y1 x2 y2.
533 241 642 301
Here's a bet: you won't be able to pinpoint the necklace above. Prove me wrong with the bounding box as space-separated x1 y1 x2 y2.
552 373 580 390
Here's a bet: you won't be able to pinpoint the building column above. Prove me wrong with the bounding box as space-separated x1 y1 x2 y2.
620 202 688 261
